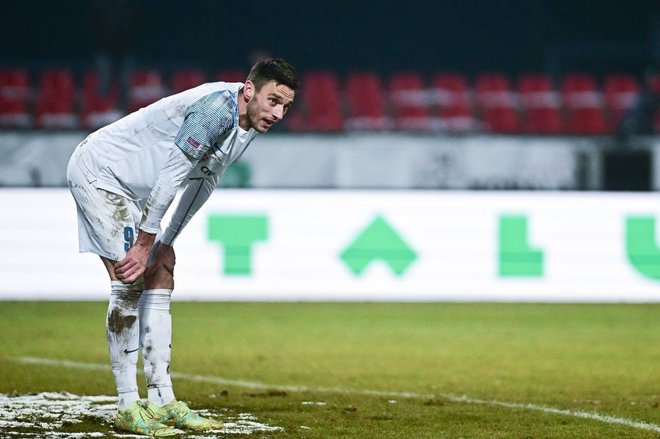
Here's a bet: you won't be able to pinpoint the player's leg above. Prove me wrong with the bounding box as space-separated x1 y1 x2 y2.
67 159 176 436
139 286 175 406
102 258 178 436
140 242 175 406
106 269 143 409
72 183 145 409
139 247 223 431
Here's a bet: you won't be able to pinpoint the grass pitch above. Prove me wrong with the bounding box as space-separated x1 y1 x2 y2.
1 301 660 438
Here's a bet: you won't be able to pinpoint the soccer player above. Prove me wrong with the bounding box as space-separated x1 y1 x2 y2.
66 58 298 436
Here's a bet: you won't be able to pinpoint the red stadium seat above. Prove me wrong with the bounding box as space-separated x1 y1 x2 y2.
35 69 79 129
560 73 608 135
603 74 640 131
0 69 32 128
216 70 246 83
80 71 123 130
344 72 390 130
170 70 207 93
431 73 475 132
286 71 343 132
474 73 520 133
517 74 562 134
127 70 165 112
388 72 433 131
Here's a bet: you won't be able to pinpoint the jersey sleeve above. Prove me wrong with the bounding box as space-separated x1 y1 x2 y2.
174 90 238 160
160 172 219 245
139 147 196 234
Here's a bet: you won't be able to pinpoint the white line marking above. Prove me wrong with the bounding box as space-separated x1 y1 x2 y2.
14 356 660 433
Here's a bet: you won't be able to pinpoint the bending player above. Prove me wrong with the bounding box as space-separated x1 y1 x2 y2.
67 58 297 436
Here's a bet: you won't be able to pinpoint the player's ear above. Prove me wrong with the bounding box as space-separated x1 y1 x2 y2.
243 80 254 101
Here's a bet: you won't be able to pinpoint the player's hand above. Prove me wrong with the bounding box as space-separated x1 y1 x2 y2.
115 232 155 284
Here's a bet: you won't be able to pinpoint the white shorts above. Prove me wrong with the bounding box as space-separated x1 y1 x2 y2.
67 144 143 261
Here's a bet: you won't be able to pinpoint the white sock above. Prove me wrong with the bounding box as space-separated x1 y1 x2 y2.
107 280 143 409
139 288 175 406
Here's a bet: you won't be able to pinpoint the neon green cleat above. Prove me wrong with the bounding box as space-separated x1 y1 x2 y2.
155 400 224 431
114 401 179 437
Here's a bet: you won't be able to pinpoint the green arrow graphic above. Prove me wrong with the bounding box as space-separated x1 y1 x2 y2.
625 216 660 280
340 215 417 276
498 215 544 277
207 214 268 276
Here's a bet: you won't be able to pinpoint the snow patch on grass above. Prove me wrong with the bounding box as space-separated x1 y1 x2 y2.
0 392 282 437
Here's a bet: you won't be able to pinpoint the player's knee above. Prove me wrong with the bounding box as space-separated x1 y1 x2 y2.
161 260 175 276
144 266 174 290
167 258 176 273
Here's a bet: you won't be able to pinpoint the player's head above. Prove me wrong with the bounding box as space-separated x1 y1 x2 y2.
247 58 299 92
242 58 298 133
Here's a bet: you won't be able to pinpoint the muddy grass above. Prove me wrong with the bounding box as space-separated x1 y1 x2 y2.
0 392 282 437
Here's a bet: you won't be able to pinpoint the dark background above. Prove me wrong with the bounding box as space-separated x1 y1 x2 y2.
2 0 658 77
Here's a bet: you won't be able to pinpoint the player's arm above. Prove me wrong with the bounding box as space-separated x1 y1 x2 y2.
158 91 235 246
141 152 222 287
160 164 220 246
114 146 198 284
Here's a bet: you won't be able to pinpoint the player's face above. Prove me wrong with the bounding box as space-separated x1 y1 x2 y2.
245 80 295 133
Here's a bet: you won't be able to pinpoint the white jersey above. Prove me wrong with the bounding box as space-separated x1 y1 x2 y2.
72 81 257 245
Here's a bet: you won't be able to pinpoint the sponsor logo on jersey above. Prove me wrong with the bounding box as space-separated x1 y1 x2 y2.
187 137 201 149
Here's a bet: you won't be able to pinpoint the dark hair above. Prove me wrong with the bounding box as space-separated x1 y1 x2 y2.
247 58 299 91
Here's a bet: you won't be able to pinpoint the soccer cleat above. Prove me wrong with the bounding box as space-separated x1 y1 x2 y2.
155 400 224 431
114 400 179 437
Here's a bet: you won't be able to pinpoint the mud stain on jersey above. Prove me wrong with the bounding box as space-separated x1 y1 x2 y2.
100 190 130 224
141 184 161 225
97 189 132 243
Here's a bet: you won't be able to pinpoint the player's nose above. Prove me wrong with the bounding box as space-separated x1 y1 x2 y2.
272 105 284 120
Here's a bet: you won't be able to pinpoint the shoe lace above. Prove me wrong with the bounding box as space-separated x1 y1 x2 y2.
138 401 158 422
171 401 191 420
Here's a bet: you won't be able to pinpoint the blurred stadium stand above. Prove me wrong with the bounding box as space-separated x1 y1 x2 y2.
0 0 655 194
0 67 657 135
473 73 520 134
80 71 123 130
431 73 476 132
517 74 563 135
34 69 79 129
286 71 344 133
344 72 391 131
388 71 434 131
0 69 32 128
